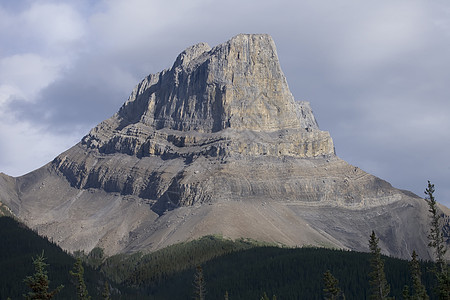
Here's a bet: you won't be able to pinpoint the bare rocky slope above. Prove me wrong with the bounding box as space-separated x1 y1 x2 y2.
0 34 441 259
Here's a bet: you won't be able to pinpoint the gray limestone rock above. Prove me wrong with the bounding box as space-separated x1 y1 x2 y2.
0 34 444 259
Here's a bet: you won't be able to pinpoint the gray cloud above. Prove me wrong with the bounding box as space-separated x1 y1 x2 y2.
1 0 449 205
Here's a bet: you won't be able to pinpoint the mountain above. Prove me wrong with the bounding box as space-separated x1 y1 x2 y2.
0 34 438 259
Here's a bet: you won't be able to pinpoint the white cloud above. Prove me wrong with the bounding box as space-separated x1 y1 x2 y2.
89 0 204 53
331 2 428 80
0 119 83 176
0 2 89 175
0 2 87 102
0 85 21 106
20 2 86 51
0 53 62 103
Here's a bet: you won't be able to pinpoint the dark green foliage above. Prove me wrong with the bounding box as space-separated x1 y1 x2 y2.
425 182 447 270
369 231 391 300
411 251 429 300
138 246 436 299
99 235 259 286
23 251 63 299
0 216 111 299
323 269 344 300
260 292 277 299
193 265 206 300
102 281 111 300
404 285 412 300
0 215 441 299
436 271 450 300
74 247 105 270
425 181 450 299
403 250 430 300
87 247 105 269
70 258 91 300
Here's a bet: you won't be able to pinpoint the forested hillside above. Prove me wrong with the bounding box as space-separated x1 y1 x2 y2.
121 246 437 299
0 217 107 299
0 216 439 299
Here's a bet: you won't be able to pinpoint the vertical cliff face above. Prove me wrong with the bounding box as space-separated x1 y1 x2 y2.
53 34 336 213
0 34 439 259
116 34 303 133
81 34 334 164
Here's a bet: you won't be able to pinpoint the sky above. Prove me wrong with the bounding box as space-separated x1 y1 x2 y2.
0 0 449 206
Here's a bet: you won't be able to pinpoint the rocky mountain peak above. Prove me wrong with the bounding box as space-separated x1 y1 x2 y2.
112 34 305 133
0 34 437 259
82 34 334 160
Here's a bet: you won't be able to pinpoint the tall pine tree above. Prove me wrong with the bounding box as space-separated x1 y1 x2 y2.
403 250 429 300
368 231 391 300
70 258 91 300
323 269 344 300
102 281 111 300
425 181 450 299
426 181 447 270
193 265 206 300
23 251 63 300
410 250 429 300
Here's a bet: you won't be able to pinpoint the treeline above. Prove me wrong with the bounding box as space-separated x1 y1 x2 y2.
97 235 270 285
138 245 437 299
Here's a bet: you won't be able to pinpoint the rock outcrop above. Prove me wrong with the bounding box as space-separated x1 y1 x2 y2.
0 34 440 259
82 34 333 158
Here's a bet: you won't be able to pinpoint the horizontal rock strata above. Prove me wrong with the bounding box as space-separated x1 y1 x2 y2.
0 34 442 260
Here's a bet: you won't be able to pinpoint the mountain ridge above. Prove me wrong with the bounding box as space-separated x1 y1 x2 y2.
0 34 440 259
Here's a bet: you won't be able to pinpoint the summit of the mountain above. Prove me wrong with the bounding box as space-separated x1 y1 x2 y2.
82 34 333 159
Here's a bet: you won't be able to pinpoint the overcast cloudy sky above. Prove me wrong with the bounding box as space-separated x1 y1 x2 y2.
1 0 449 205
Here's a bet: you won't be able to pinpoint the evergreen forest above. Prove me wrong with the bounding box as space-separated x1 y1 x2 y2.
0 215 443 299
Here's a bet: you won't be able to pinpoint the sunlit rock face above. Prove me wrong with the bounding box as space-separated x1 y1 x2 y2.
82 34 334 158
0 34 438 259
55 34 336 212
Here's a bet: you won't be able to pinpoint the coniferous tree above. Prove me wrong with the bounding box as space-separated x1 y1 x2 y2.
368 231 391 300
102 281 111 300
426 181 447 270
23 251 63 300
425 181 450 299
323 269 343 300
70 258 91 300
193 265 206 300
410 251 429 300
